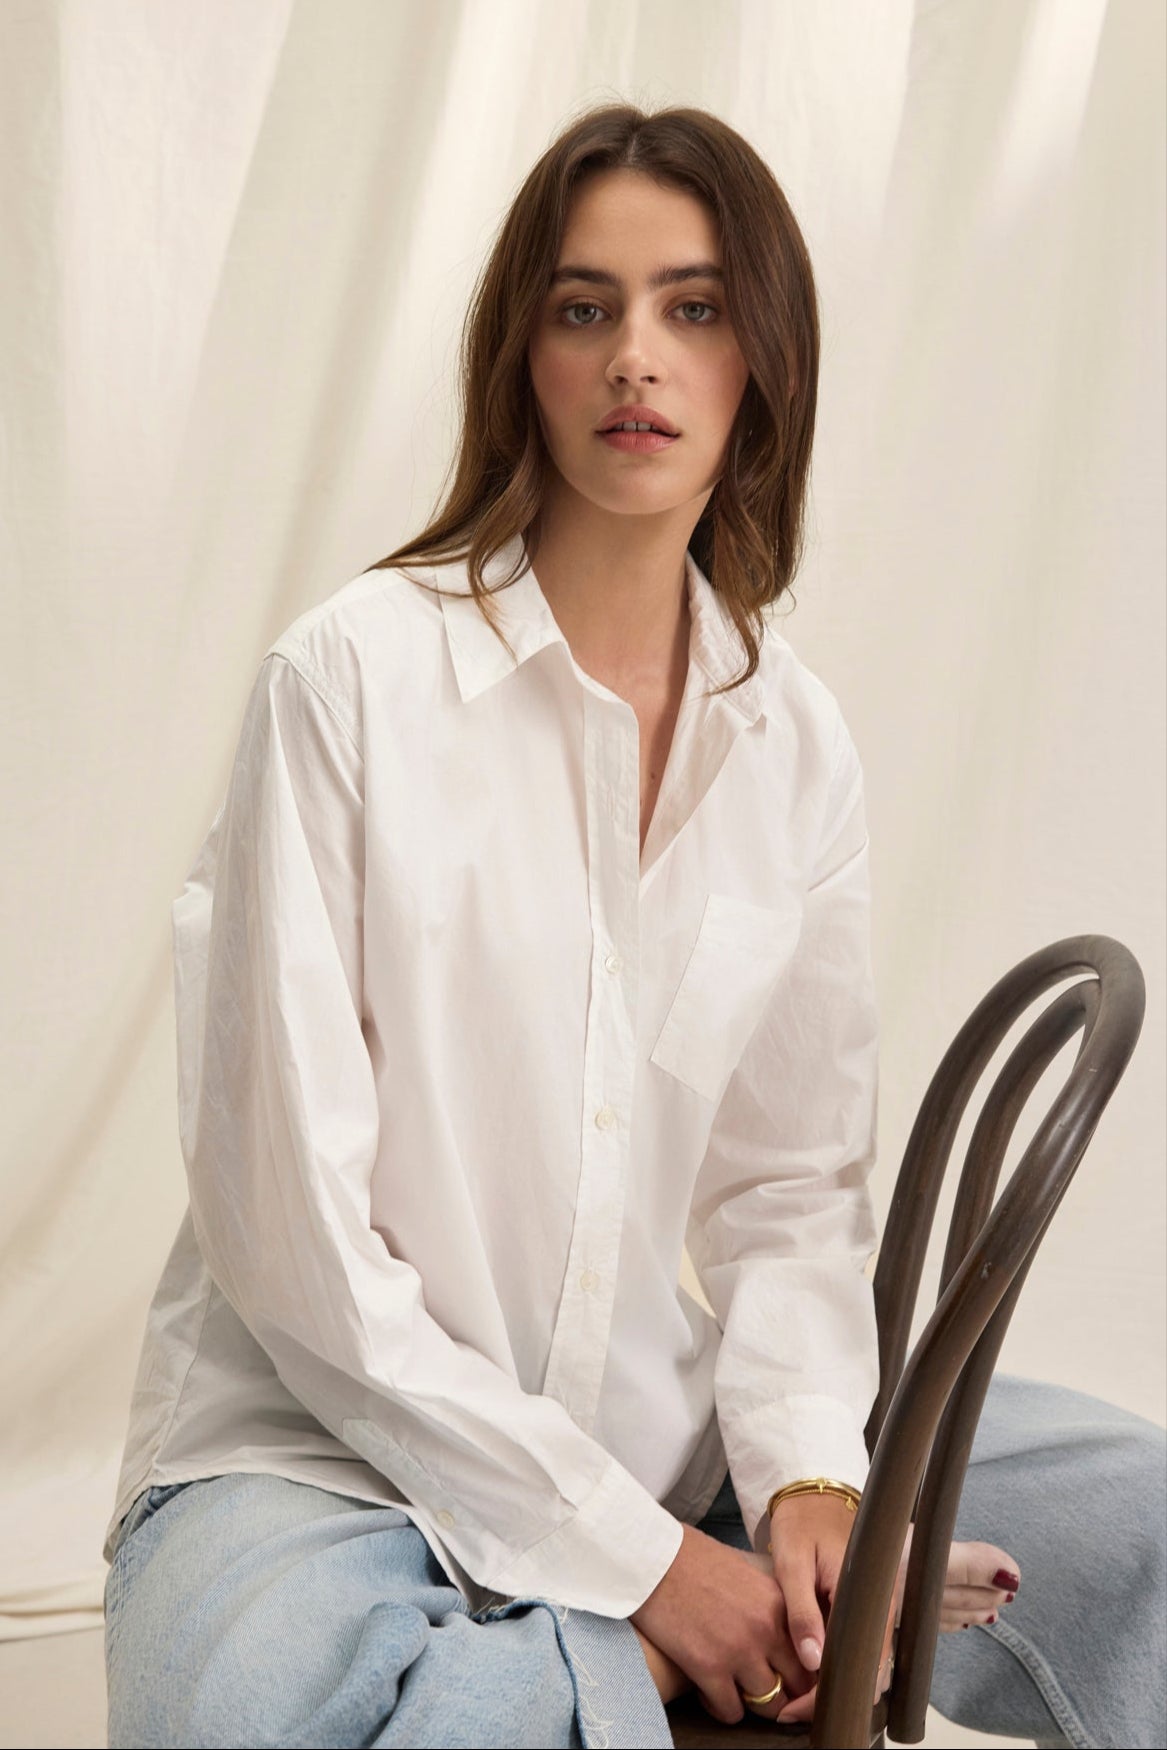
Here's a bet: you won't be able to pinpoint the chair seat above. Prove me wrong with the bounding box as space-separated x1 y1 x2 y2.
665 1691 888 1747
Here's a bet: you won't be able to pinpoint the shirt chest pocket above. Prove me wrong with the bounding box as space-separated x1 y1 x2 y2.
649 893 803 1103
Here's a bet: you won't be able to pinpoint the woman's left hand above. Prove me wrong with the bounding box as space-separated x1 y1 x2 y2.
760 1493 894 1726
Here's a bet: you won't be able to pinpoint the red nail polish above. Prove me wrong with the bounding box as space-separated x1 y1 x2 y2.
1005 1593 1015 1603
962 1621 970 1629
988 1613 997 1625
993 1569 1020 1589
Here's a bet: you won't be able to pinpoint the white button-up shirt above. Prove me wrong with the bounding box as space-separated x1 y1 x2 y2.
108 536 880 1619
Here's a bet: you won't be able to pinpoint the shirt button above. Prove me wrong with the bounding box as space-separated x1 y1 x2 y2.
604 952 623 975
594 1105 617 1130
436 1509 456 1528
579 1269 601 1292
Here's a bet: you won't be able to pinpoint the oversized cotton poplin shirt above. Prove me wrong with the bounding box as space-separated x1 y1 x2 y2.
108 535 880 1619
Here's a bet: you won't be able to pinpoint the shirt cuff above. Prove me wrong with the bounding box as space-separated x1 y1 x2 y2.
491 1453 685 1618
726 1395 873 1553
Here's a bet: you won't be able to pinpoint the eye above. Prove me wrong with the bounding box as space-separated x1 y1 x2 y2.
676 301 719 324
558 298 721 328
561 301 606 327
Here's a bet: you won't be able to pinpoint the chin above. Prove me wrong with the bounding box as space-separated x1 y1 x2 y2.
567 470 700 520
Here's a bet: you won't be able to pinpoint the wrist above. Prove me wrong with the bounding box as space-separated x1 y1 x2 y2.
765 1477 862 1555
766 1476 862 1520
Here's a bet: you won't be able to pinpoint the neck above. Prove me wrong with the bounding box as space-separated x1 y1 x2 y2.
527 478 706 693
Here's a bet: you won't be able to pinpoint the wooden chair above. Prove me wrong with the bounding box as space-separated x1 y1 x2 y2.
666 934 1145 1749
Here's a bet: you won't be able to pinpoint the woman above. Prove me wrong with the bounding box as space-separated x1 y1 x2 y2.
104 104 1164 1748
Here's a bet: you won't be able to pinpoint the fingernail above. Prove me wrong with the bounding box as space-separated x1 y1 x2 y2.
799 1636 822 1671
993 1569 1020 1589
1005 1593 1015 1603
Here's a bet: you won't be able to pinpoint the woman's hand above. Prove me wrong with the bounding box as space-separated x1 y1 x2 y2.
628 1523 816 1724
763 1493 895 1726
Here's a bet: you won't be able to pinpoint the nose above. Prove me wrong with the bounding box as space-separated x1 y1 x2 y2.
604 312 666 388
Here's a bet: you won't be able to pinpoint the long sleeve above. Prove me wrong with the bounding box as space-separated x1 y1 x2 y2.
177 650 682 1616
685 712 881 1554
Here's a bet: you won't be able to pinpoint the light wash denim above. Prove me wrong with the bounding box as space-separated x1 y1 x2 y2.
104 1374 1166 1749
929 1376 1167 1750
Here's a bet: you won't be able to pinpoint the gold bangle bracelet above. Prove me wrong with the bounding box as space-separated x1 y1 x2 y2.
766 1476 862 1520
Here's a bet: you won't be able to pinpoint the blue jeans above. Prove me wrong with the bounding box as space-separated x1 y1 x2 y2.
105 1375 1166 1748
930 1376 1166 1750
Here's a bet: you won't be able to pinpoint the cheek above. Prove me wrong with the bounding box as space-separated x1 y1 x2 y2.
529 338 584 438
706 349 750 432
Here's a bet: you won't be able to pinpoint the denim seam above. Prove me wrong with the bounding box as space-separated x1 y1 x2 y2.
104 1539 123 1654
105 1495 150 1662
980 1617 1090 1750
471 1597 616 1749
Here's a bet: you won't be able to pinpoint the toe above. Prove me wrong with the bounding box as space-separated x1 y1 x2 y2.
940 1601 1001 1631
941 1584 1009 1614
947 1539 1021 1592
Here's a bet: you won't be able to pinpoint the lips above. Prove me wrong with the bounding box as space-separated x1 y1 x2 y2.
596 405 679 436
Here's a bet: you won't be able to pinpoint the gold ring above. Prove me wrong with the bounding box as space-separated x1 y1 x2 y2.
740 1672 784 1706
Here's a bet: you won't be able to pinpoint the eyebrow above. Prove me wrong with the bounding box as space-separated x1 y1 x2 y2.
549 261 724 291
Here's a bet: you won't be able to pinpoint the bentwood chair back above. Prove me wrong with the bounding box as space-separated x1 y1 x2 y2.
666 934 1145 1749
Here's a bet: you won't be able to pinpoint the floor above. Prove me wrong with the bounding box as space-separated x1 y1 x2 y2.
0 1624 1030 1748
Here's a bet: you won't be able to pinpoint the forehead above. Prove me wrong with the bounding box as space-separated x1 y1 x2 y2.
559 169 721 260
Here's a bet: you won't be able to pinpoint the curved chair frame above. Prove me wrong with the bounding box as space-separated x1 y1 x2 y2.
667 933 1145 1749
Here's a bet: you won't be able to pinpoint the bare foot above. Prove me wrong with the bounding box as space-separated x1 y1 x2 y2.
895 1524 1021 1630
740 1533 1022 1633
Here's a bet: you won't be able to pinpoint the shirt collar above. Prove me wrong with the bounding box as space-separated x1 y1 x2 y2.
437 533 768 726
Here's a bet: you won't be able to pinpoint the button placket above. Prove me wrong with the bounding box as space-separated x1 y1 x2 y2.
540 690 640 1434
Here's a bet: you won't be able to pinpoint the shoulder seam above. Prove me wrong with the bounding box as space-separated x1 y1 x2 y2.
267 649 362 759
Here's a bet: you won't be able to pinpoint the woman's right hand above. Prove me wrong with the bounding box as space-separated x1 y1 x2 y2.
628 1523 813 1723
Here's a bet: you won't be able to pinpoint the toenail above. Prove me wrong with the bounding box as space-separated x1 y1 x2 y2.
988 1614 997 1625
1005 1593 1015 1603
993 1569 1020 1589
962 1622 970 1629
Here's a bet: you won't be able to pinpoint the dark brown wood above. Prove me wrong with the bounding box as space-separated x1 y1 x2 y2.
666 935 1144 1750
666 1693 887 1746
890 980 1100 1736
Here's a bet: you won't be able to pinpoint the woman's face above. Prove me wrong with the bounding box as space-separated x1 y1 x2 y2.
527 169 751 524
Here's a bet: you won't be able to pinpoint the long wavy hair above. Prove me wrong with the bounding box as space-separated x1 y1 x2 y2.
366 102 820 698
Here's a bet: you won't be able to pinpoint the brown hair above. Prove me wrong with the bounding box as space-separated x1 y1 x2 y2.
366 101 820 697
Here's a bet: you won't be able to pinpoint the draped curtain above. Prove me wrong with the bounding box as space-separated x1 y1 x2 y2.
1 0 1162 1638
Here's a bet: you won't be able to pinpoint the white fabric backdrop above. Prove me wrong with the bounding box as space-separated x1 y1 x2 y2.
1 0 1162 1639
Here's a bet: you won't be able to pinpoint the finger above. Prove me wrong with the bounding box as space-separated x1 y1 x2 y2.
737 1663 791 1722
874 1596 896 1703
776 1681 818 1725
704 1662 798 1728
704 1648 804 1728
815 1548 844 1611
696 1679 749 1727
774 1547 828 1674
757 1575 813 1698
753 1626 809 1705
